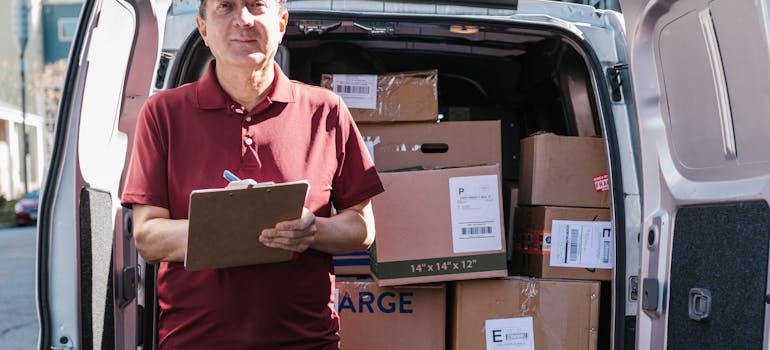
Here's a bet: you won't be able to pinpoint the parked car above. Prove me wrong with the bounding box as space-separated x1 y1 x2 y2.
14 189 39 226
37 0 770 349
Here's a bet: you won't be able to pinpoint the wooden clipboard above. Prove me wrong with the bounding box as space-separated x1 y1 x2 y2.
185 180 310 271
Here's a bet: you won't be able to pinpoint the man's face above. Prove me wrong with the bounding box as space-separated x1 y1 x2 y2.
196 0 288 70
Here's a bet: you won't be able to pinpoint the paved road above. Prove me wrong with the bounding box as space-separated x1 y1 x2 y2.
0 225 39 350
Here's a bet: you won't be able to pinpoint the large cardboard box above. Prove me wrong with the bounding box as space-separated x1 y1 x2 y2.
371 164 508 286
350 121 503 278
336 278 445 350
451 277 600 350
359 120 501 171
320 70 438 123
513 206 612 281
519 133 610 208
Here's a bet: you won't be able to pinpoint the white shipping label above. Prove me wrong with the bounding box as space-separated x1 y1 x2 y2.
363 136 380 164
332 74 377 109
449 175 502 253
550 220 613 269
485 317 535 350
333 288 340 313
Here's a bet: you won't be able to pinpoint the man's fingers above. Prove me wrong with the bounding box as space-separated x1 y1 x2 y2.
260 227 316 252
264 226 316 239
260 234 313 252
275 209 316 230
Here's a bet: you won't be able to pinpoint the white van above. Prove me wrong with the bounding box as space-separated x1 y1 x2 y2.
37 0 770 349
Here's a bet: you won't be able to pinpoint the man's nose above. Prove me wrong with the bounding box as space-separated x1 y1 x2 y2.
233 6 255 27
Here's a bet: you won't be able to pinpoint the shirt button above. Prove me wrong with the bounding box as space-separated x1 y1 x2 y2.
245 138 253 145
245 116 252 122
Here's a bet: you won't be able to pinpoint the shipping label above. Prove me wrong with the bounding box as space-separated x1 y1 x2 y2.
331 74 377 109
549 220 613 269
593 173 610 192
485 317 535 350
449 175 502 253
334 288 339 312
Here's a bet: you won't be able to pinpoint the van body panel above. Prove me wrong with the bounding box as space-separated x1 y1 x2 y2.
619 0 770 348
37 0 166 349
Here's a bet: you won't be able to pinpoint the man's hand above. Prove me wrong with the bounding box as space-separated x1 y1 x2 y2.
260 208 318 252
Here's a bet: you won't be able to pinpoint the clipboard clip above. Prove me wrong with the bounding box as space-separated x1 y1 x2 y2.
223 170 275 189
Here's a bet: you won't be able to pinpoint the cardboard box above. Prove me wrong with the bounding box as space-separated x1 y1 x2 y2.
513 206 612 281
450 277 600 350
519 133 610 208
358 120 501 172
443 106 521 180
347 121 502 278
333 251 371 276
370 164 508 286
336 278 445 350
320 70 438 123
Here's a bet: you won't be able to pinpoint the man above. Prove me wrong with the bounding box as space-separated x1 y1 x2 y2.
120 0 384 348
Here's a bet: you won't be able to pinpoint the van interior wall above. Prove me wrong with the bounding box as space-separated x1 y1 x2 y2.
284 36 595 143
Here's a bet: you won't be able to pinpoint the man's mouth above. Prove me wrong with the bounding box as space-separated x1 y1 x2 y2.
232 38 257 43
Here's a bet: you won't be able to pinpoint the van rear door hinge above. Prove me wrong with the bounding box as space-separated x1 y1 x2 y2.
297 21 342 35
606 63 628 102
353 22 395 35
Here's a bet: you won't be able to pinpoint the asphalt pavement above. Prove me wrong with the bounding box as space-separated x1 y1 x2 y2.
0 225 39 350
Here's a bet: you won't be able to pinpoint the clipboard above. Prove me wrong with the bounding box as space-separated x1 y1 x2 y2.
185 180 310 271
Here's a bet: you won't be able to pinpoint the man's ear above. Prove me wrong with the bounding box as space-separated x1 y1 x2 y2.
195 15 208 46
279 10 288 33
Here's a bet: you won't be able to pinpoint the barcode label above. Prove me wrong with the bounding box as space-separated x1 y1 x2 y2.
330 74 377 109
601 240 610 263
485 317 535 350
568 227 580 263
462 226 493 235
449 175 502 253
335 84 370 95
550 220 612 269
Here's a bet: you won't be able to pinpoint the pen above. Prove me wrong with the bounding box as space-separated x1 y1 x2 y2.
223 170 241 182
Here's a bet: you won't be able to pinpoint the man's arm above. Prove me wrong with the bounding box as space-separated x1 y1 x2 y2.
132 204 189 263
260 199 375 254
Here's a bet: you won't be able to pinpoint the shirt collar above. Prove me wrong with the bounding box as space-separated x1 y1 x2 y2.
195 60 295 110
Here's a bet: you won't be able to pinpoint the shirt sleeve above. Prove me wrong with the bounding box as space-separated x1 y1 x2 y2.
120 95 170 209
331 97 385 210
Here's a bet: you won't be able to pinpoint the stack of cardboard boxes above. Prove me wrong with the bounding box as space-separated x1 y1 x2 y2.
513 132 612 281
322 70 611 350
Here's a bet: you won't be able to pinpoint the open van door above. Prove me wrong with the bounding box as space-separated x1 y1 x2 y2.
36 0 166 349
620 1 770 348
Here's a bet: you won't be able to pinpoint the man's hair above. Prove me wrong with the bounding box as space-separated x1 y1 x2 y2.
198 0 287 19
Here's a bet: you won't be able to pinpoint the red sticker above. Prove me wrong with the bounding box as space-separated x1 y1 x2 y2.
593 174 610 192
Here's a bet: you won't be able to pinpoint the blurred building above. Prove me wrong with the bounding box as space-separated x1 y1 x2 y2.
0 0 81 199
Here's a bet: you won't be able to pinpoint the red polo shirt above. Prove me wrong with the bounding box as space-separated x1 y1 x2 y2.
121 61 384 349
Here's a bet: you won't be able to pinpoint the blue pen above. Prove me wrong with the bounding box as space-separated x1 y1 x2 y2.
223 170 241 182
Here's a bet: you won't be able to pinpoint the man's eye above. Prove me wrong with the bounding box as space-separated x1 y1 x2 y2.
216 2 232 10
248 1 268 9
